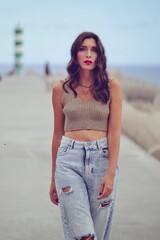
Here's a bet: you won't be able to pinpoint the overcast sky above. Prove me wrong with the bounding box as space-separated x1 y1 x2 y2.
0 0 160 66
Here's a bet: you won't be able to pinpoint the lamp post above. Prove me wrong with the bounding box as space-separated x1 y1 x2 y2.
14 24 23 74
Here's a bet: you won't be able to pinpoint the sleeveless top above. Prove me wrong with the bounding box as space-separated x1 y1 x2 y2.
62 82 111 132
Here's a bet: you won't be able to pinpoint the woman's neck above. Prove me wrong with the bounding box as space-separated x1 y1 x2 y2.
79 71 93 86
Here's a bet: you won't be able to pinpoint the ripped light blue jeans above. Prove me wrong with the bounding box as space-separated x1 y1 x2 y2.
55 136 119 240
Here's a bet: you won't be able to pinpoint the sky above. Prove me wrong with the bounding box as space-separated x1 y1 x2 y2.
0 0 160 66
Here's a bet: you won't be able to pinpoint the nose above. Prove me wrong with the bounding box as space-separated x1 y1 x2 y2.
86 50 91 58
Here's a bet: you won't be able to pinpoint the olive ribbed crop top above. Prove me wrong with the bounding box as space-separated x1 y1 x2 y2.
62 83 110 131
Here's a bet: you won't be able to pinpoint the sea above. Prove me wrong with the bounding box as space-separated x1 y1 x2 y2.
0 64 160 85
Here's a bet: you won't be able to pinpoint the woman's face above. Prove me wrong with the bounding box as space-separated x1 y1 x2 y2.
77 38 98 71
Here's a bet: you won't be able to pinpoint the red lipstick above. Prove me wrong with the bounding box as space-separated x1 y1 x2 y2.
84 60 92 64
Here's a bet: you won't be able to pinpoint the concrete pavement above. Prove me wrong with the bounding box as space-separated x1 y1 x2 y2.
0 75 160 240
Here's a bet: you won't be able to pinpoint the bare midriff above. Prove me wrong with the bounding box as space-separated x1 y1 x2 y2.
65 130 107 141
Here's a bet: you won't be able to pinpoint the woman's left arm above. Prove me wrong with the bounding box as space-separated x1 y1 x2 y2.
107 79 122 176
97 79 122 200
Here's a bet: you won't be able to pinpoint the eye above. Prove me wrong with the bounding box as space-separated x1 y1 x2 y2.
92 47 98 52
78 46 86 51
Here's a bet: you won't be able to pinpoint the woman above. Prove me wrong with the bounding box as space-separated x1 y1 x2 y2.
49 32 122 240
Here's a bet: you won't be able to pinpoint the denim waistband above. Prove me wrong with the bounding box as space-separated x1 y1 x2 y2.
61 136 108 150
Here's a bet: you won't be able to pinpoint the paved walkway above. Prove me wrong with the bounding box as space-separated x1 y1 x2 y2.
0 75 160 240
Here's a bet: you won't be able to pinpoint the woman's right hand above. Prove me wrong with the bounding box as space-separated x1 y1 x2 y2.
49 181 59 206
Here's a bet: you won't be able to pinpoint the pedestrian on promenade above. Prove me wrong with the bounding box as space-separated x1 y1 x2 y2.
49 31 122 240
44 61 51 76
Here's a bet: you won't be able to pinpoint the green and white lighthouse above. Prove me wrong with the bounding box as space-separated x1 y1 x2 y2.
14 25 23 74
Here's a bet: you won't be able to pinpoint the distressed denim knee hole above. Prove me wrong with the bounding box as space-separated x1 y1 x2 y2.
100 199 113 208
79 234 94 240
60 186 73 194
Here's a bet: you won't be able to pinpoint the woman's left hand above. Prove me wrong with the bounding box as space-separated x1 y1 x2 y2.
97 174 115 200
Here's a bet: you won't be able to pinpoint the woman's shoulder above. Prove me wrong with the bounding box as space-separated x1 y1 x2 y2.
52 79 66 92
109 79 122 100
109 78 121 89
52 80 65 99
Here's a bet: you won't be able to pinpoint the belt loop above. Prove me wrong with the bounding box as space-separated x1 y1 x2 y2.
70 140 75 149
96 140 100 150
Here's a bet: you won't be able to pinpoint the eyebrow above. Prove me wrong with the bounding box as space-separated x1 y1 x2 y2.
80 45 97 48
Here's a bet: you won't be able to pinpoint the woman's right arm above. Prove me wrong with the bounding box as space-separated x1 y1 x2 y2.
49 81 64 205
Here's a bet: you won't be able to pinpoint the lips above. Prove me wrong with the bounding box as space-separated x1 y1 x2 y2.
84 60 93 64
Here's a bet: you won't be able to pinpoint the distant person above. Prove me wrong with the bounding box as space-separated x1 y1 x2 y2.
49 32 122 240
44 62 52 90
45 62 51 76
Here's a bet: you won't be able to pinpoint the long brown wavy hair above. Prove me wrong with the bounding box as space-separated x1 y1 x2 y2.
63 32 110 103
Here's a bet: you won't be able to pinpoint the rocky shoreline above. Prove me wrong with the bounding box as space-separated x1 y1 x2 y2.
109 70 160 160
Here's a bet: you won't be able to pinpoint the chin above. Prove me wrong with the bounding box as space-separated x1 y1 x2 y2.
80 65 96 71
